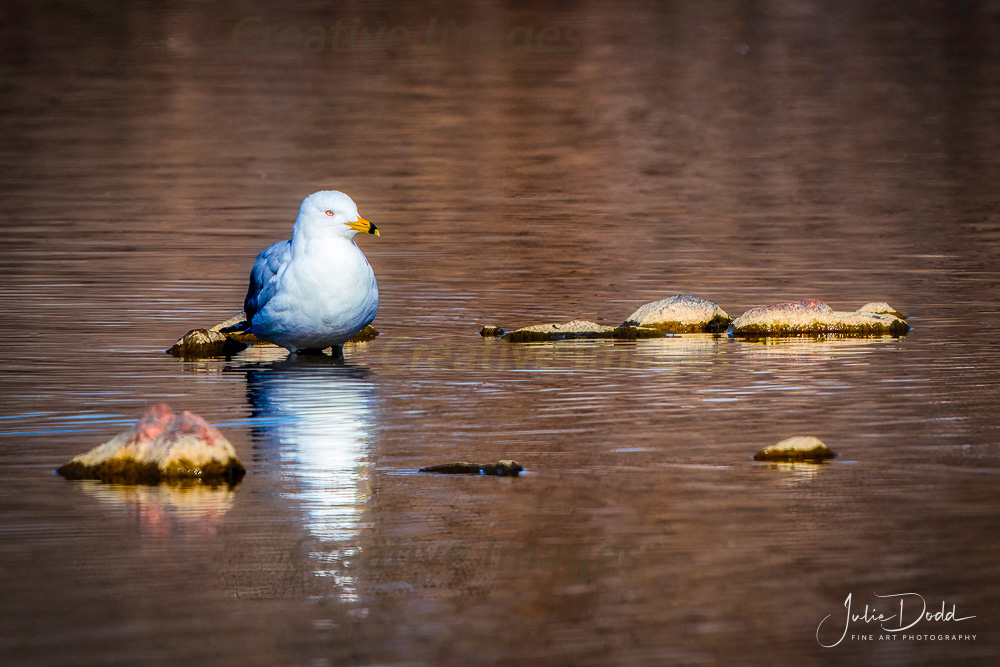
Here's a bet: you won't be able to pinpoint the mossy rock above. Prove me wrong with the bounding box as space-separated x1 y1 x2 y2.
753 436 837 463
57 404 247 487
622 295 733 333
347 325 380 343
170 311 379 356
419 460 524 476
479 325 506 337
167 328 248 358
729 299 910 338
610 325 668 340
58 456 246 486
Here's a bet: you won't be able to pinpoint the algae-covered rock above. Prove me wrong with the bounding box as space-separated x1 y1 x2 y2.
479 325 506 337
348 324 380 343
419 460 524 476
857 302 908 319
503 320 616 342
57 404 246 485
728 299 910 337
215 311 273 347
503 320 664 342
169 312 378 357
167 328 248 358
622 294 732 333
610 325 669 340
753 436 837 463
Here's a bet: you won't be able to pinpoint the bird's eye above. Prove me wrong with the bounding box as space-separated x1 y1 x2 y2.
324 210 334 217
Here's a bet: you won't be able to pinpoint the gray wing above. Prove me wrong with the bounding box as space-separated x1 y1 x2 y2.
243 240 291 323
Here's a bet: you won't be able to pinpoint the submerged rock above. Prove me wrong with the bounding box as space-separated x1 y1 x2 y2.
169 312 379 357
503 320 662 342
753 436 837 463
57 404 246 485
215 311 273 347
504 320 615 342
857 302 908 319
167 328 247 358
419 460 524 476
728 299 910 337
479 325 506 337
622 294 732 333
348 324 381 343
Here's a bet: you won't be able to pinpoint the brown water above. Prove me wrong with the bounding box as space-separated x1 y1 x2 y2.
2 2 1000 664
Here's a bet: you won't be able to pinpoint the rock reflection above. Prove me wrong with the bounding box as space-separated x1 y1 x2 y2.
243 354 376 601
77 481 235 538
733 336 907 359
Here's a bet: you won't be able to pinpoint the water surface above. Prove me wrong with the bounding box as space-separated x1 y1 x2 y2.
1 2 999 664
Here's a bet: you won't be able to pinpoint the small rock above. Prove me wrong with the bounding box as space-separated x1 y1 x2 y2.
348 324 380 343
479 325 506 337
169 312 379 356
167 328 247 358
857 302 907 319
503 320 665 342
622 294 732 333
57 404 246 485
728 299 910 337
215 312 273 347
503 320 616 342
419 460 524 476
753 436 837 463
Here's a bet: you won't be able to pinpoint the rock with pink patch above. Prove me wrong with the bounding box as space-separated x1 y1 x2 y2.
58 404 245 485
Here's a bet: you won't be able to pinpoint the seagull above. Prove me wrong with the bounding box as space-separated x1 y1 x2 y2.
233 191 380 355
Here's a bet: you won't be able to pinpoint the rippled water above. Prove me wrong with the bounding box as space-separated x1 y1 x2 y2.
2 2 999 664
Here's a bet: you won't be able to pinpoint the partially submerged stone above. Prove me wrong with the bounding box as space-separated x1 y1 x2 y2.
57 404 246 485
479 325 506 337
167 328 247 358
622 294 732 333
857 302 907 319
753 436 837 463
169 312 379 357
728 299 910 337
419 460 524 476
215 312 272 347
504 320 615 342
503 320 663 342
348 324 380 343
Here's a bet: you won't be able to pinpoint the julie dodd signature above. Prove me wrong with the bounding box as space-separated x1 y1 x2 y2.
817 593 976 648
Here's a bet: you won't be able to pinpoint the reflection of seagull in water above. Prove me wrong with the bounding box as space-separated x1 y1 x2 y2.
243 355 375 552
232 191 380 356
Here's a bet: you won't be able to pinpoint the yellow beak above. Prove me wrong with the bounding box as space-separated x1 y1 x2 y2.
347 216 379 236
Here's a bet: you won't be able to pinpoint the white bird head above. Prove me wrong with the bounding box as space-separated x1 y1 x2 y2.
293 190 379 242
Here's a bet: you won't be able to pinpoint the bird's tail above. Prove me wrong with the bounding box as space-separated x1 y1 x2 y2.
219 320 250 334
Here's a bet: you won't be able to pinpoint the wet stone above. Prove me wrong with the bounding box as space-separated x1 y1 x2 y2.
167 328 247 358
419 460 524 476
857 302 908 319
479 325 506 337
169 311 379 357
728 299 910 338
753 436 837 463
622 294 732 333
348 324 380 343
502 319 665 342
503 320 616 342
57 404 246 486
